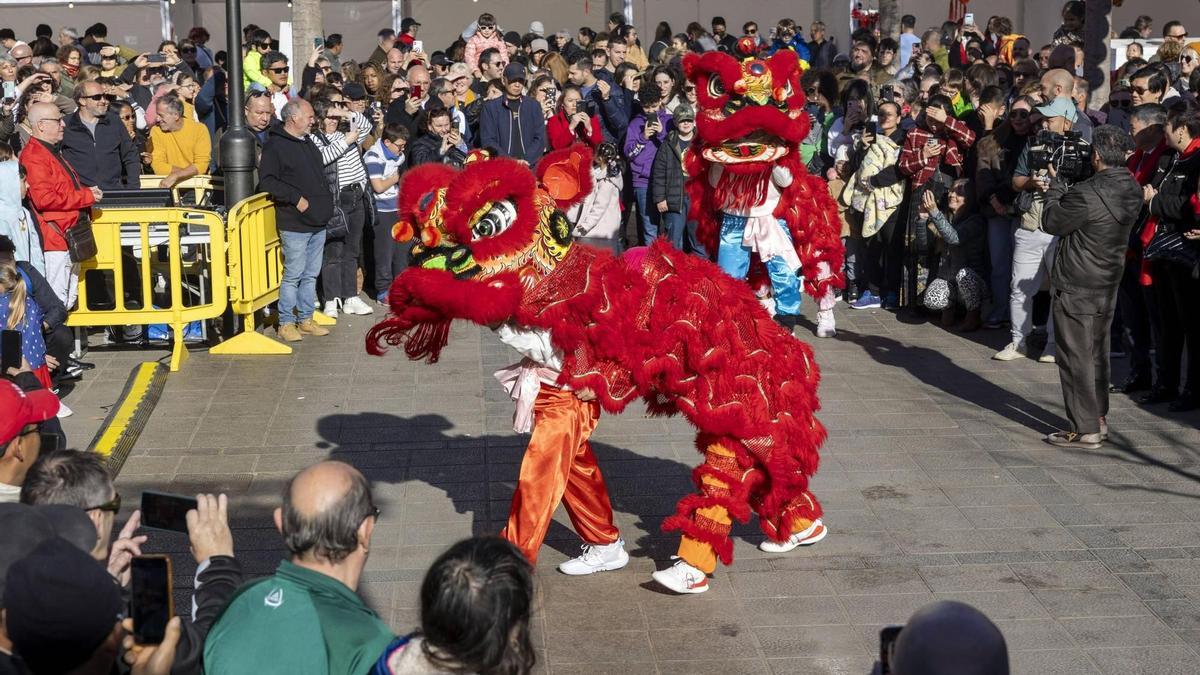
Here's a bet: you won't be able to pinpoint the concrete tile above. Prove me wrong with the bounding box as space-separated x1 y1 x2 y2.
1033 588 1153 619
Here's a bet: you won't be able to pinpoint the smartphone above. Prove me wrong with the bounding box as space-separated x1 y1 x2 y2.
313 36 323 50
879 625 903 674
141 490 198 532
2 80 15 99
412 40 424 54
147 53 167 64
131 556 173 644
926 137 939 147
410 84 423 99
1 329 20 373
964 13 975 26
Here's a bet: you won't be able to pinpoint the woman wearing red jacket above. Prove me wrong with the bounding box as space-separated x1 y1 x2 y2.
546 85 602 151
18 102 99 309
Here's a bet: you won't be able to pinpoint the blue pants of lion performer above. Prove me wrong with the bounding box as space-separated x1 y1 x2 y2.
717 213 801 317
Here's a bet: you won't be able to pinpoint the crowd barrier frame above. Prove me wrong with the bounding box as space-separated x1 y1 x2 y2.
68 205 228 372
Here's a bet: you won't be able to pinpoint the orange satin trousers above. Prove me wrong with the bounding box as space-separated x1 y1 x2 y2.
501 386 620 564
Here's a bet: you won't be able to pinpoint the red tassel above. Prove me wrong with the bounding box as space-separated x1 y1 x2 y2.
404 319 452 363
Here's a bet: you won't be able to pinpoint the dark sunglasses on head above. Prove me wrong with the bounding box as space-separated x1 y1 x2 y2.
87 491 122 514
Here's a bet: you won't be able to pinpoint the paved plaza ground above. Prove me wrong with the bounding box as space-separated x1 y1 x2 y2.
60 303 1200 675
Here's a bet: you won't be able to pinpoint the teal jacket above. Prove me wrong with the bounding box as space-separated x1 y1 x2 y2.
204 560 394 675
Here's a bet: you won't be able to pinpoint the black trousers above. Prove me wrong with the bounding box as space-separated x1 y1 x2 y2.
372 210 412 300
864 208 906 299
1052 287 1118 435
1149 259 1200 393
1115 259 1154 380
321 190 365 302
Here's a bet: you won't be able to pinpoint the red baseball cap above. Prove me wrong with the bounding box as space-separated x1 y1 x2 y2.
0 380 59 446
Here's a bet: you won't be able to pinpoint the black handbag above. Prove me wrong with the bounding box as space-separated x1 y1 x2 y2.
1143 226 1200 268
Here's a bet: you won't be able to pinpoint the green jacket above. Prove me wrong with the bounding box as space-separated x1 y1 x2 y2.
203 560 394 675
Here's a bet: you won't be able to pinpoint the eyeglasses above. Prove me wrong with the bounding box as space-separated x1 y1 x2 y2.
329 100 347 107
80 93 110 101
1010 109 1031 118
266 67 289 74
362 505 381 523
86 491 122 514
38 117 65 125
1131 86 1150 95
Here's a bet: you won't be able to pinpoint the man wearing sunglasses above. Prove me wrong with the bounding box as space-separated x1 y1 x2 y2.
62 80 141 191
0 379 59 503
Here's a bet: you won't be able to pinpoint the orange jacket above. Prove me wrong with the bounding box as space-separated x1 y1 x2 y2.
19 139 95 251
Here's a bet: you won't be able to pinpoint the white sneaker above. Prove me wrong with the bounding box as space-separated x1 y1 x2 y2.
341 296 375 316
557 539 630 576
816 310 837 338
56 401 74 418
758 519 827 553
322 300 340 318
651 557 709 594
1038 346 1057 364
992 341 1026 361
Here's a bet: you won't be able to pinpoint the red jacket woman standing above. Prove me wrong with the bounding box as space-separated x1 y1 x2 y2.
546 85 602 151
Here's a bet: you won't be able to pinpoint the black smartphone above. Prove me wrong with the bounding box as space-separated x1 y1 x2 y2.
879 625 903 674
131 555 173 644
313 36 323 50
1 329 21 373
147 53 167 64
141 490 197 532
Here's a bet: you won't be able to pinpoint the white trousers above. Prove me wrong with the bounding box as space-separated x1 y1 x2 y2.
44 251 78 310
1009 227 1056 349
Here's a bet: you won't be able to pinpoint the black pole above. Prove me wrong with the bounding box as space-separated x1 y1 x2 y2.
220 0 256 209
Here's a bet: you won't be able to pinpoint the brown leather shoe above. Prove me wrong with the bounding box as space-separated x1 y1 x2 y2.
298 319 330 336
278 323 303 343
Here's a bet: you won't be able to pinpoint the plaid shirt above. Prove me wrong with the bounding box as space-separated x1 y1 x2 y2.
898 117 975 188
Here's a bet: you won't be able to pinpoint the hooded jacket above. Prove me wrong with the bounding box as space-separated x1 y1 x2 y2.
1042 167 1143 293
19 138 96 252
0 159 44 274
257 125 334 232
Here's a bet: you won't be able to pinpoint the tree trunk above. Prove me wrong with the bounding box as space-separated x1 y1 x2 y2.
1083 0 1112 106
291 0 323 90
878 0 900 40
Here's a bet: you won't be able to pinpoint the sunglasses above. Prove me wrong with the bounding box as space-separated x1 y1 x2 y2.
81 93 116 101
479 24 496 30
747 29 758 34
1131 86 1150 95
1010 109 1031 118
86 491 122 514
1169 32 1189 39
119 114 135 121
266 67 289 74
1109 99 1132 109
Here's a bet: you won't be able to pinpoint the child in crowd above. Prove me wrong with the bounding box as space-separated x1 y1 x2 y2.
364 122 410 302
567 141 624 253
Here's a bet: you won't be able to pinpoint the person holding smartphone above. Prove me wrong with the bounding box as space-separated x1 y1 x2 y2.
546 84 601 150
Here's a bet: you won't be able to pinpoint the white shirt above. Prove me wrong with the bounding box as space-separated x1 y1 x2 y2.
0 482 20 503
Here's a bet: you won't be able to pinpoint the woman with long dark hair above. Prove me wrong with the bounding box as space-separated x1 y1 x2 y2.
649 21 673 64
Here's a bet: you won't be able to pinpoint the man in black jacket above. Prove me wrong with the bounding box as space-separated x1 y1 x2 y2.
61 80 140 190
259 99 333 343
1039 125 1142 449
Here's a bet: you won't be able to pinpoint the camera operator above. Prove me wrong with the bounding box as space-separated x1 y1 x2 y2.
997 97 1088 363
1037 125 1141 449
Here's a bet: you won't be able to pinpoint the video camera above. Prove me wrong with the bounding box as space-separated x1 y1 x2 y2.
1028 129 1093 183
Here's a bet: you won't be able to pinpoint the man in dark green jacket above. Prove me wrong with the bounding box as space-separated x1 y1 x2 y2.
204 461 394 674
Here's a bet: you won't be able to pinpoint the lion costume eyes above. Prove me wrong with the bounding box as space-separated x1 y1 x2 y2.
707 76 725 98
471 200 518 240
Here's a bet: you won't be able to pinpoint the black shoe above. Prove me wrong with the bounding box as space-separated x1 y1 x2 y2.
68 358 96 371
1138 387 1179 405
1168 393 1197 413
1110 375 1152 395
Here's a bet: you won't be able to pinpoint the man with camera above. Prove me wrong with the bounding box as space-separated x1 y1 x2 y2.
1037 125 1142 449
997 97 1088 364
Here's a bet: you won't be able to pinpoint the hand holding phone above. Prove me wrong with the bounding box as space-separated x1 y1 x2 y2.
131 555 173 644
313 36 323 50
141 491 198 532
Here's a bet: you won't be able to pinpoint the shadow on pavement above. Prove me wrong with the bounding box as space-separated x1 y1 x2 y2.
314 412 700 561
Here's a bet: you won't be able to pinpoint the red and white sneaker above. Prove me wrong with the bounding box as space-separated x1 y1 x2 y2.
758 519 827 553
651 557 709 594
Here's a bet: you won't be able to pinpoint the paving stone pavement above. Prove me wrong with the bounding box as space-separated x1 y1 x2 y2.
60 303 1200 675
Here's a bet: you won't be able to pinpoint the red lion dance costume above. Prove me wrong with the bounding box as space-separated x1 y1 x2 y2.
684 38 844 337
368 145 828 595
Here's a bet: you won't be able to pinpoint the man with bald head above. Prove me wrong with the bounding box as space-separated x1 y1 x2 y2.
385 47 405 76
204 461 394 674
384 62 431 134
62 80 140 190
20 101 102 307
1040 68 1075 104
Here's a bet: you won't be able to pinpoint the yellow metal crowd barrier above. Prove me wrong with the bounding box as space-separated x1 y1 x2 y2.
139 174 223 206
68 206 228 372
209 193 292 358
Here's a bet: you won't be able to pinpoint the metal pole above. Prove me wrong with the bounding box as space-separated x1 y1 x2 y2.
220 0 256 209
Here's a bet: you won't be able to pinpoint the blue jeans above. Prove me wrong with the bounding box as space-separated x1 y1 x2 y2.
634 186 658 244
660 196 708 257
987 215 1015 322
279 229 326 324
717 213 801 316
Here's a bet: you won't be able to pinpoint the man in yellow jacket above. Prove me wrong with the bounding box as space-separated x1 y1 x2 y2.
148 94 211 188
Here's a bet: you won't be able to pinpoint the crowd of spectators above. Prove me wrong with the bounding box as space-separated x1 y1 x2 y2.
1 7 1200 672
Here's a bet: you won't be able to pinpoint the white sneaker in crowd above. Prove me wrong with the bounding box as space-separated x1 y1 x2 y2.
558 539 630 576
56 401 74 418
992 341 1026 361
816 310 837 338
651 557 709 594
341 296 375 316
758 519 827 553
322 299 340 318
1038 345 1057 364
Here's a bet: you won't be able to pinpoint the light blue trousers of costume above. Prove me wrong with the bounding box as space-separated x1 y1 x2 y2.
717 213 802 317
